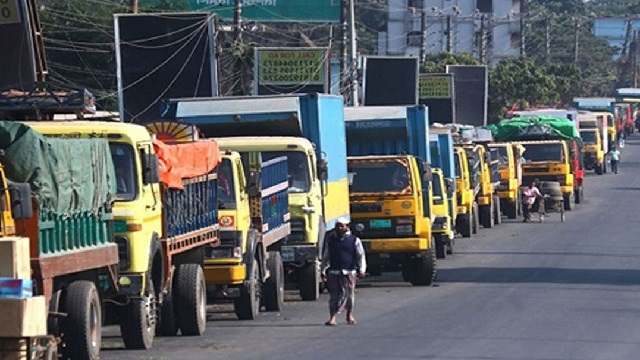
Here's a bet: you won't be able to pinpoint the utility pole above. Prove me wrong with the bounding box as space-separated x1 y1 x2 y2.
420 4 427 65
232 0 244 96
479 14 487 64
348 0 358 106
545 17 551 62
446 15 453 53
574 17 580 64
131 0 138 14
520 13 526 56
340 0 348 104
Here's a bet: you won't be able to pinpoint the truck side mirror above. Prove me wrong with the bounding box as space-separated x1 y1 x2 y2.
445 177 455 195
246 170 261 197
9 183 32 220
317 158 328 181
142 153 160 184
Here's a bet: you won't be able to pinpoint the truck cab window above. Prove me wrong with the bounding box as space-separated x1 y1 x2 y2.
217 159 236 209
110 144 137 201
263 151 311 193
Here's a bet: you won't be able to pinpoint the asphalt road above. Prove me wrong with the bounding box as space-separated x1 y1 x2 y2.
102 135 640 360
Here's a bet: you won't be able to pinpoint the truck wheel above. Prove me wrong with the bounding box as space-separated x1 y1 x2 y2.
480 203 494 229
299 261 320 301
63 281 102 360
175 264 207 335
603 161 607 174
457 213 472 238
505 200 518 219
263 251 285 311
120 281 156 350
472 202 480 234
493 196 502 225
595 164 603 175
434 234 447 259
234 257 260 320
409 239 437 286
563 193 574 211
156 271 178 337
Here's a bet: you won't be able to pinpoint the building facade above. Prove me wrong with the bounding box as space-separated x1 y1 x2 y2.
378 0 522 65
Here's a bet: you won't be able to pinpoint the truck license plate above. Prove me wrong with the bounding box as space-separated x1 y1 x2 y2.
281 247 295 262
370 219 392 228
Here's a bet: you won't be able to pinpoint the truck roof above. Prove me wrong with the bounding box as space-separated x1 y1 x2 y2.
22 120 151 141
213 136 313 152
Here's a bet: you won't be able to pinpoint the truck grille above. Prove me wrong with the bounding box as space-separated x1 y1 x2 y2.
351 202 383 213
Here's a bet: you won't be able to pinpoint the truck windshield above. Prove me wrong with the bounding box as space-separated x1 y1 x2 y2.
348 160 412 194
110 144 137 201
580 131 597 144
521 143 565 162
431 172 443 200
607 116 614 127
217 159 236 209
262 151 310 193
493 147 509 165
454 153 462 179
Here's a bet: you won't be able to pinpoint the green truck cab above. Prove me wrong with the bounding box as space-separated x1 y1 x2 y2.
203 148 291 320
348 155 436 286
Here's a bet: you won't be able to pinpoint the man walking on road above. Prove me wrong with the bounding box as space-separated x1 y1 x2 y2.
321 218 367 326
608 145 621 174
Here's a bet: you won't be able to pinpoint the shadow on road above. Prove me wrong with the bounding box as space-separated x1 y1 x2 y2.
438 267 640 286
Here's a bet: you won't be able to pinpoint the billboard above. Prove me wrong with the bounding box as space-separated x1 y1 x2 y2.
363 56 419 106
114 12 218 123
446 65 488 126
138 0 340 22
418 73 455 124
0 0 37 90
254 47 329 95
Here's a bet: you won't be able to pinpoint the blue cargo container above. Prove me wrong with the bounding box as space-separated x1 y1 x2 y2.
259 156 290 235
163 174 218 239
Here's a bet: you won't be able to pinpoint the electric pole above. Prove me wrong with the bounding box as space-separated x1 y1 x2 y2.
340 0 348 104
574 17 580 64
545 17 550 62
131 0 138 14
232 0 244 96
446 15 453 53
420 5 427 65
348 0 358 106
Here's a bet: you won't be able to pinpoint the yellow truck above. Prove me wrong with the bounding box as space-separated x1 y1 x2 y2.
344 106 436 286
488 142 523 219
579 128 605 175
431 168 455 259
26 121 221 350
453 146 477 237
458 143 501 229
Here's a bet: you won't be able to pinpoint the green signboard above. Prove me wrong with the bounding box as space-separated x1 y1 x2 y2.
419 74 453 99
139 0 341 22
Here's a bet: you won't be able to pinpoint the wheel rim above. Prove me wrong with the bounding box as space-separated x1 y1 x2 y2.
198 278 206 324
144 292 156 333
90 298 99 350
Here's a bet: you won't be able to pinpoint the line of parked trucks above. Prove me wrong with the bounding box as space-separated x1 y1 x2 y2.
0 90 631 360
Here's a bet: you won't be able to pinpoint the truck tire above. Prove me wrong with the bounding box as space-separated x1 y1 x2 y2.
175 264 207 336
409 239 437 286
120 281 156 350
156 270 178 337
563 192 574 211
63 281 102 360
234 257 260 320
505 199 518 219
472 202 480 234
575 186 584 204
299 261 320 301
493 195 502 225
603 161 607 174
480 203 494 229
457 213 472 238
434 234 447 259
263 251 285 311
595 164 603 175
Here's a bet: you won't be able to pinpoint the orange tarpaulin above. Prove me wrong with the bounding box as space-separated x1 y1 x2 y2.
153 139 221 189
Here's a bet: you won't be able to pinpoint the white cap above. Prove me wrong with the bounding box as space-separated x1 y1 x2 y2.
336 217 350 225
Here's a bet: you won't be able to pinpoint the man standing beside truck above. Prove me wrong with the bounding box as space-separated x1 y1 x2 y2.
321 218 367 326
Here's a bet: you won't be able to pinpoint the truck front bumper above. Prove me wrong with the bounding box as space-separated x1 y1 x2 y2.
362 238 429 253
116 274 145 296
204 264 246 286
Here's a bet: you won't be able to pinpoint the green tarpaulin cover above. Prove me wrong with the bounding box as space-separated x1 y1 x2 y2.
489 116 579 142
0 121 115 216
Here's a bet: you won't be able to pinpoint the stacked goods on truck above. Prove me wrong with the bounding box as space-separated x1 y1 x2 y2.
160 93 349 301
344 105 437 286
24 120 221 350
146 120 292 320
0 121 118 360
429 127 458 258
490 115 585 210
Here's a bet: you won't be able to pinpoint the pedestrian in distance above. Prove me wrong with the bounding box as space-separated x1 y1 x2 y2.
608 145 621 174
522 180 543 223
321 217 367 326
